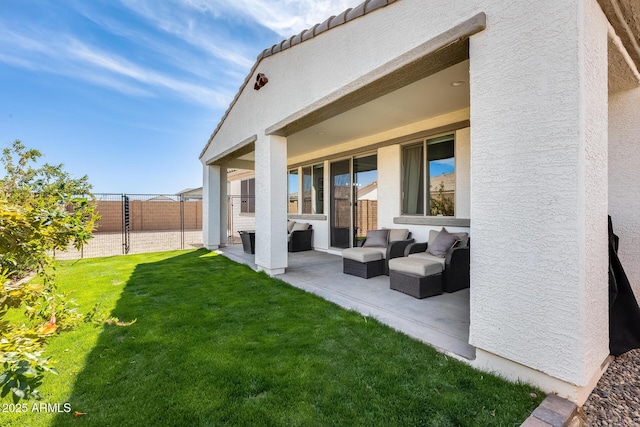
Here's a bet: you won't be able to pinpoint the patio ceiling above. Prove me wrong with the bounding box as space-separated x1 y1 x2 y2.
238 59 470 163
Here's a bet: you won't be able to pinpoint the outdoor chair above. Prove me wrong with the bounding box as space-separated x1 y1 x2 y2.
401 227 470 293
287 221 313 252
342 228 414 278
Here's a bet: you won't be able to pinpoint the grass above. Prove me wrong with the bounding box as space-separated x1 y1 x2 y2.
5 249 543 426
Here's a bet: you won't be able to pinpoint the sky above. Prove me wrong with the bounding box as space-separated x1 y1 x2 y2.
0 0 363 195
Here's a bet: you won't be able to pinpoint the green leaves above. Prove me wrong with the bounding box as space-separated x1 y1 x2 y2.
1 140 97 402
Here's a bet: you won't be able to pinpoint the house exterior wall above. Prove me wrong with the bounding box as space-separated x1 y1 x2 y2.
202 0 617 402
469 0 609 399
609 87 640 301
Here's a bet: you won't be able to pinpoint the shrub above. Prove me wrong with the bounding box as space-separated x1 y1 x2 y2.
0 140 98 402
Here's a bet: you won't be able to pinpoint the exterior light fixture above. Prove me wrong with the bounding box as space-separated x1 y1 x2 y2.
450 81 465 87
254 73 268 90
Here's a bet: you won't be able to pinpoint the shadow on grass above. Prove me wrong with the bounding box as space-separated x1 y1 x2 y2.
52 248 542 426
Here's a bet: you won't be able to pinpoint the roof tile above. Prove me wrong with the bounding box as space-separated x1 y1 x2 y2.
330 9 350 28
291 32 303 46
315 16 334 35
346 2 366 21
301 25 318 41
366 0 388 13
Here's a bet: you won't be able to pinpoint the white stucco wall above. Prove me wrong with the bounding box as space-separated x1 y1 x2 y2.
469 0 609 389
455 127 471 218
202 165 227 249
609 87 640 300
202 0 614 396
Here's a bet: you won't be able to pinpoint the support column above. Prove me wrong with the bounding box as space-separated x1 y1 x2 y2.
202 164 227 250
254 134 288 275
468 0 609 403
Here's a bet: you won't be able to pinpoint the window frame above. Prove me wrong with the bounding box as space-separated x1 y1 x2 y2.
240 178 255 214
401 133 456 217
288 162 324 215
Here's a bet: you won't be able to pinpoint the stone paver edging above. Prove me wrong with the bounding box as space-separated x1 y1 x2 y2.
521 394 579 427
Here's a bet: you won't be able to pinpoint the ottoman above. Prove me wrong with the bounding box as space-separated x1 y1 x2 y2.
342 247 385 278
388 257 443 298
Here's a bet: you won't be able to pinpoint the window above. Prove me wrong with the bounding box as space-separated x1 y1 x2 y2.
302 166 312 214
288 169 298 214
240 178 255 213
289 163 324 215
402 134 455 216
313 163 324 214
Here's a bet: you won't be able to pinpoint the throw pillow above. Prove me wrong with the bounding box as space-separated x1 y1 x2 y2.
362 229 389 248
386 228 410 242
287 221 296 233
427 228 460 257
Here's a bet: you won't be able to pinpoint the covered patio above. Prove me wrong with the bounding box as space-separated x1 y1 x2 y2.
219 245 474 360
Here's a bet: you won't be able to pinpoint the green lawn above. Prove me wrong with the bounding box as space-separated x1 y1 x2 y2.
5 249 543 426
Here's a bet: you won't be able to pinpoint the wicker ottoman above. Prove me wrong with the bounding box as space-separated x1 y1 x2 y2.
342 248 385 279
388 257 443 298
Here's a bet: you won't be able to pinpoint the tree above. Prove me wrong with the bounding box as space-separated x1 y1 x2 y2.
429 181 455 216
0 140 98 402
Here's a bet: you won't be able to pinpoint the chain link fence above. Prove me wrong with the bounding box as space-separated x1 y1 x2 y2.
54 193 203 260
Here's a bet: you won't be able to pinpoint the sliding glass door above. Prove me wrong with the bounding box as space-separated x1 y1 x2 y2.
329 155 377 248
330 159 351 248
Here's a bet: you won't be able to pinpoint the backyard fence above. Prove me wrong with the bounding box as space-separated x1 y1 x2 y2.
54 193 203 260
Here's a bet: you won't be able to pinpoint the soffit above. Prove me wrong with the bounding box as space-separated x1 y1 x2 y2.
236 59 470 162
598 0 640 70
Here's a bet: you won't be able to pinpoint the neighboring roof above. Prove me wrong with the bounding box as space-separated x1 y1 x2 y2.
176 187 203 198
200 0 399 160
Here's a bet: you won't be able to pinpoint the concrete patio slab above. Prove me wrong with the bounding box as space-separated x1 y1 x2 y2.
219 245 475 360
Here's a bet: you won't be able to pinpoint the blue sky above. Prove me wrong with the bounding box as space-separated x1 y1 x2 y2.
0 0 362 194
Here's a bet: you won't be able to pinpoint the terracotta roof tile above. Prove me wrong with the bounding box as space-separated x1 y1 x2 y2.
366 0 389 13
329 9 350 28
301 25 318 42
346 2 366 20
315 16 334 36
200 0 399 159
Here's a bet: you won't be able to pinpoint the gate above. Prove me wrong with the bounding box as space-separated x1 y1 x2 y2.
122 194 130 254
54 193 203 260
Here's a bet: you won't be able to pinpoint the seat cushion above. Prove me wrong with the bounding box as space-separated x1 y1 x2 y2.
389 257 443 276
342 247 385 263
407 252 446 266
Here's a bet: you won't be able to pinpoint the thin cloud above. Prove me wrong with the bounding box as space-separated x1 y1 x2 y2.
0 24 230 108
118 0 256 70
175 0 364 37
